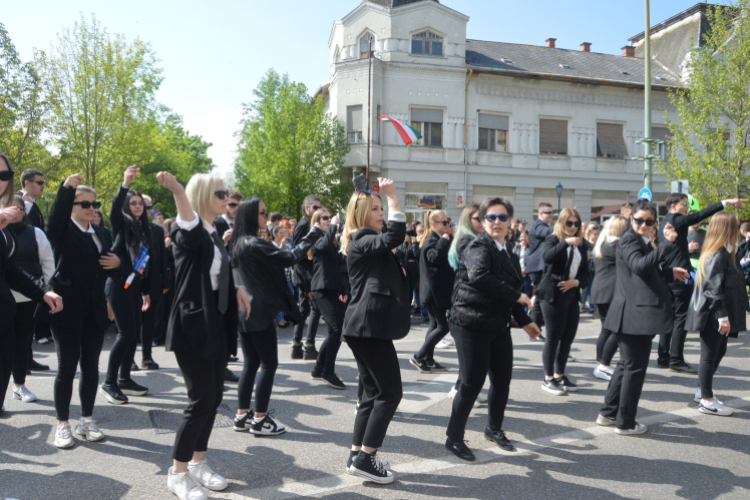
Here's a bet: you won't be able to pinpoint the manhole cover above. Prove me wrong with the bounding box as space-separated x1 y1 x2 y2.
148 403 235 434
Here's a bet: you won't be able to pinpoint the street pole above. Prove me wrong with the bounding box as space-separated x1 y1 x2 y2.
366 37 372 188
643 0 652 191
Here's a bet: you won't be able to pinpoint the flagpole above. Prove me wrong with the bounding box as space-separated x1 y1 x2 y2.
366 37 372 188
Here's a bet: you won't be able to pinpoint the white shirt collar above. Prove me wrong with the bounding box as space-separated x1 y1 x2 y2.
222 214 234 225
203 219 217 235
493 238 507 253
642 236 652 245
72 218 95 234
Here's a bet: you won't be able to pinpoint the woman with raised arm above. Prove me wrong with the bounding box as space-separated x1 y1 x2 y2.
157 171 246 500
100 166 153 405
341 178 409 485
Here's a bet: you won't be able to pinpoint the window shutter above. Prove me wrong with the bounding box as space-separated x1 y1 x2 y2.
411 108 443 123
652 126 672 142
347 105 362 133
597 123 628 158
539 119 568 155
479 113 508 131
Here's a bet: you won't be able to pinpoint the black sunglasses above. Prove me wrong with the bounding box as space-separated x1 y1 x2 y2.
320 215 332 221
227 202 238 208
633 217 657 227
470 216 481 222
31 180 45 186
214 190 229 200
311 205 322 211
0 170 14 182
484 214 511 223
145 205 153 210
434 220 450 226
565 220 582 228
73 201 102 209
540 211 553 216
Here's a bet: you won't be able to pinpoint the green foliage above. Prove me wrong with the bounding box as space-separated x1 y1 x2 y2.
659 0 750 215
234 69 350 219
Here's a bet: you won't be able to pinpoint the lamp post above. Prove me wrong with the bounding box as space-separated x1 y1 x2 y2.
556 182 563 214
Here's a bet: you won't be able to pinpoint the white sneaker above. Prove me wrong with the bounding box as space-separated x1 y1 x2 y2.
447 386 458 399
76 417 105 442
476 393 488 404
12 385 38 403
596 414 616 426
188 460 228 491
37 337 50 345
699 398 733 416
593 365 612 381
436 336 455 349
615 423 648 436
601 365 615 376
694 388 702 403
54 422 75 449
568 354 577 362
168 467 208 500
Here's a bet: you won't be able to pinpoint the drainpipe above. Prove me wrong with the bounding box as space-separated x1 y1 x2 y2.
464 68 474 201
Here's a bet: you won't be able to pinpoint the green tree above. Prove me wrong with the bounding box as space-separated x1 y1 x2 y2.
234 69 350 218
659 1 750 212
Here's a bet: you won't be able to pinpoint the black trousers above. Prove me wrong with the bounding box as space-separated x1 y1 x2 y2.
11 302 37 386
237 324 278 412
698 321 729 399
140 292 163 362
540 294 580 377
347 336 402 449
105 277 143 385
405 263 419 308
50 311 105 421
416 300 450 362
294 285 320 346
0 312 16 405
595 303 619 366
153 288 173 345
600 333 654 430
528 271 544 327
312 290 344 376
660 281 692 367
446 322 513 442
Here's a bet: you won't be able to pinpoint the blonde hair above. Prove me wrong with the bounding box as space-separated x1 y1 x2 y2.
340 191 381 256
75 185 97 199
593 215 627 258
553 208 583 241
695 212 740 287
420 209 447 248
185 173 223 224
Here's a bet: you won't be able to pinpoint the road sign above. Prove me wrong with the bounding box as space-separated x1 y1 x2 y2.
638 187 652 202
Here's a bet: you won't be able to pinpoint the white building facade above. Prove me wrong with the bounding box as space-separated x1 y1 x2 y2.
325 0 686 223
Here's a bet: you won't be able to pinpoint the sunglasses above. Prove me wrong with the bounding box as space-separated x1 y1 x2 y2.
633 217 657 227
145 205 153 211
311 205 322 211
565 220 582 228
434 220 450 226
320 216 332 221
214 190 229 200
484 214 511 223
259 210 268 217
227 202 238 208
471 216 481 222
73 201 102 209
0 170 14 182
130 200 145 207
31 180 45 186
540 211 553 216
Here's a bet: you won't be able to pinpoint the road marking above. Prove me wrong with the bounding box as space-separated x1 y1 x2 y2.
397 373 457 416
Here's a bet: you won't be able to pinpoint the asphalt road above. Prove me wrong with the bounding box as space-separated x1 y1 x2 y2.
2 313 750 500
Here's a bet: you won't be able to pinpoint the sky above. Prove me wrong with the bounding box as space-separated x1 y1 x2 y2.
2 0 702 177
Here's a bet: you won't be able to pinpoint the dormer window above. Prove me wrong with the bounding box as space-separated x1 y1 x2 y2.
360 33 375 59
412 31 443 56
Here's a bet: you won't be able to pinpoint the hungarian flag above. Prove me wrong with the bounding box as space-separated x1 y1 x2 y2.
378 116 422 145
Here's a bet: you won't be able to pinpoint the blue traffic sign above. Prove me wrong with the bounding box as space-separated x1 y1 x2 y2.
638 187 652 202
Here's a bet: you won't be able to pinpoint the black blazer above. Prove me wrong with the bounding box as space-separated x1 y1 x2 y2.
17 192 45 231
590 240 618 305
525 218 552 274
0 228 48 319
45 182 117 331
233 228 322 332
312 224 344 293
343 220 410 340
108 185 151 294
658 202 724 271
167 219 238 361
419 231 455 309
604 228 675 336
214 216 232 241
535 234 589 303
686 249 749 334
147 222 170 299
292 218 314 288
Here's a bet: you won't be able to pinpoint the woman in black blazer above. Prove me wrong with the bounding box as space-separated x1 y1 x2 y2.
445 197 540 462
686 211 749 416
157 171 245 500
590 215 628 381
537 208 589 396
341 178 409 485
412 209 455 373
309 208 348 389
228 198 322 436
101 166 153 405
598 199 684 435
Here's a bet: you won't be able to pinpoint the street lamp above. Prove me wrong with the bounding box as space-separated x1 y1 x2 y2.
556 182 563 214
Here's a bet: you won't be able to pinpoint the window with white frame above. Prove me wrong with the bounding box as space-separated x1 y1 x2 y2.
347 105 363 144
478 113 509 152
411 108 443 147
360 33 375 59
411 31 443 56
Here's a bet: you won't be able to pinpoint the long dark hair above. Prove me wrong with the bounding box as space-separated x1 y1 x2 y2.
229 197 262 266
122 190 150 249
0 152 15 208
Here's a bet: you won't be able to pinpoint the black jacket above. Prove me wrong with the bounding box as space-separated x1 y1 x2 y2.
108 185 151 295
525 218 552 274
419 231 455 309
686 249 749 333
0 228 48 319
535 234 589 303
45 182 118 331
590 240 618 305
312 224 344 293
658 202 724 272
233 228 322 332
146 223 170 299
398 240 420 269
167 219 238 361
450 231 531 332
16 192 45 231
604 228 675 336
343 220 409 340
214 216 232 241
292 217 314 288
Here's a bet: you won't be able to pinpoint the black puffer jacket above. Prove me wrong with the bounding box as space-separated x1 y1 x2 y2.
450 231 532 332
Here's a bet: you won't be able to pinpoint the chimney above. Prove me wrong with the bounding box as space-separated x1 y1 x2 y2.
580 42 591 52
546 38 556 48
622 45 635 57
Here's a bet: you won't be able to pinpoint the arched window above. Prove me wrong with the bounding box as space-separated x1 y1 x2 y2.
360 33 375 59
412 31 443 56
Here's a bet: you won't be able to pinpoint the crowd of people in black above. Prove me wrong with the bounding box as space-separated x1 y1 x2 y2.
1 150 749 499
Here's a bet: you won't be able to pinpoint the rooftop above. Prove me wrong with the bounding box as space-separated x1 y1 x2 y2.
362 0 439 8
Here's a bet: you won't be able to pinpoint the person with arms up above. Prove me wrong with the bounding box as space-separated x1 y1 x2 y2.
687 213 706 271
525 202 554 334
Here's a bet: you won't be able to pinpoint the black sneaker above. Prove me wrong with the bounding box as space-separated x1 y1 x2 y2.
118 378 149 396
303 345 319 360
141 359 160 370
233 411 251 432
484 428 514 452
541 378 566 396
225 368 239 382
250 413 286 436
350 451 394 484
311 364 323 380
322 373 346 390
100 383 128 405
555 375 579 393
669 362 698 375
29 359 50 371
445 439 476 461
229 356 239 363
291 344 304 360
409 355 432 374
426 360 447 372
347 450 389 473
130 362 140 372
